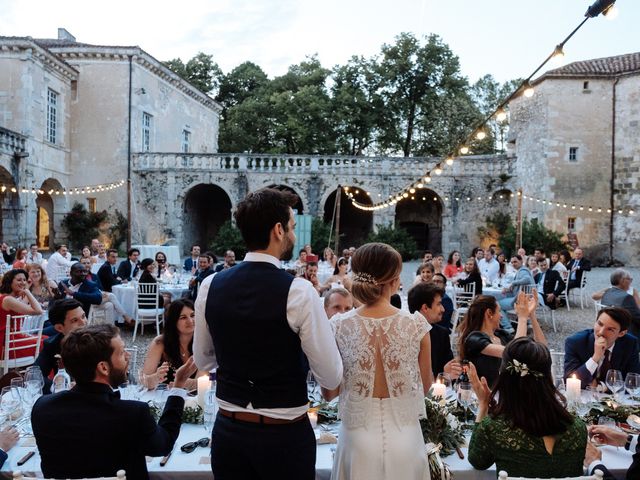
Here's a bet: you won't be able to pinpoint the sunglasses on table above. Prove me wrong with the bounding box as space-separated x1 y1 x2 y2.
181 437 210 453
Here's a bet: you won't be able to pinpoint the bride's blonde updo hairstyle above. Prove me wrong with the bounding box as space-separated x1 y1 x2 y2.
350 242 402 305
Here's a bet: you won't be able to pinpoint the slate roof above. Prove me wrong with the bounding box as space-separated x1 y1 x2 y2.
542 52 640 79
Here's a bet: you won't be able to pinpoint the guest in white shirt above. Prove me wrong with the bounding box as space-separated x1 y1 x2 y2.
26 244 43 265
550 252 568 273
45 244 75 282
478 248 500 284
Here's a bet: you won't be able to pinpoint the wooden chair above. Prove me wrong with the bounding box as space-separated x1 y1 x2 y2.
133 283 164 341
0 314 46 375
498 469 603 480
12 470 126 479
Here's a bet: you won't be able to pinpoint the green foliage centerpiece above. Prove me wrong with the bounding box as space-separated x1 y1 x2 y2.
420 395 466 457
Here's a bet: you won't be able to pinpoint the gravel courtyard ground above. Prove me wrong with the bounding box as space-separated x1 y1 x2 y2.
121 263 640 366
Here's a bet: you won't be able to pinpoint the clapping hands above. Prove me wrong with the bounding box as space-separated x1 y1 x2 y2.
514 289 538 319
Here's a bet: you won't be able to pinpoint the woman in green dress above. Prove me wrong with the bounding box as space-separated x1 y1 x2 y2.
468 337 587 478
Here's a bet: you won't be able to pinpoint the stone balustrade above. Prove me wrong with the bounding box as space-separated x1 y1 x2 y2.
0 126 27 156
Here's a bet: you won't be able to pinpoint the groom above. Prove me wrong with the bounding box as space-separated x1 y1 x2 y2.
194 187 343 479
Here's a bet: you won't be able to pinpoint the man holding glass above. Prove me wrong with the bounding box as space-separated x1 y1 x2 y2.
564 307 640 389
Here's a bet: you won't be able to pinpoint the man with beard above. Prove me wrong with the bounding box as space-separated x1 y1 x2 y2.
32 324 196 479
194 187 342 480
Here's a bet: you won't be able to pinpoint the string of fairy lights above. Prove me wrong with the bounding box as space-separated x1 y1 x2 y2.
349 0 629 216
0 180 125 196
347 187 635 216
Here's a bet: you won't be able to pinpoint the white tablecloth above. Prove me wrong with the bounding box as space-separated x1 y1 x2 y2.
112 284 190 317
132 245 182 267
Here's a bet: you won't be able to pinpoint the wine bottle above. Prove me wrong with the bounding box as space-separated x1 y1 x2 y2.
51 354 71 393
458 359 470 383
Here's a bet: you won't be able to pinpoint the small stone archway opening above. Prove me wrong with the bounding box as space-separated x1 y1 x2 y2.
183 184 232 254
267 184 304 214
323 186 372 252
394 188 443 254
36 178 65 250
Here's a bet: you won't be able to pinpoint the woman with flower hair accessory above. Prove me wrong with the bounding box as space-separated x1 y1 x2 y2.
467 337 587 478
323 242 433 480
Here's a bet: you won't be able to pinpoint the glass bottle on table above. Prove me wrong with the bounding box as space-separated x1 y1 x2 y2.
51 354 71 393
457 359 470 384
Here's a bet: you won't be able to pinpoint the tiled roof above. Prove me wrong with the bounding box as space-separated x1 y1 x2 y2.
543 52 640 78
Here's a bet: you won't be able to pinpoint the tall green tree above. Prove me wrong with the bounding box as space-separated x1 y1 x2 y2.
163 52 223 95
216 61 269 114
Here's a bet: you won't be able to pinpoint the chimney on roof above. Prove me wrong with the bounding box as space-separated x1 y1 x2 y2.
57 28 76 42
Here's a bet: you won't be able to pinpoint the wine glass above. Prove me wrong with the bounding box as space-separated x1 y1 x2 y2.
457 382 473 425
605 370 624 399
0 386 20 420
625 372 640 399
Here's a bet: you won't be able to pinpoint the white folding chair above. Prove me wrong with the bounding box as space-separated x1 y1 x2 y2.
557 270 570 311
133 283 164 341
498 469 603 480
88 304 109 325
569 270 590 310
454 283 475 314
593 301 610 315
0 315 46 375
13 470 126 479
549 349 565 384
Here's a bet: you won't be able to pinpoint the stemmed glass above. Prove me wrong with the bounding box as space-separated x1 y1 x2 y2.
605 370 624 399
0 386 21 421
155 384 169 410
625 372 640 401
457 382 473 425
436 373 454 401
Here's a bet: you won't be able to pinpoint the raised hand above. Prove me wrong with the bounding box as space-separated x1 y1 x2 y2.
173 356 198 389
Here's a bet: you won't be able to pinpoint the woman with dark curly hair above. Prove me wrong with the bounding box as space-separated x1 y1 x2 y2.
468 337 586 478
443 250 463 278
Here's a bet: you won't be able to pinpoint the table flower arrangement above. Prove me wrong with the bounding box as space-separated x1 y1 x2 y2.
149 397 204 424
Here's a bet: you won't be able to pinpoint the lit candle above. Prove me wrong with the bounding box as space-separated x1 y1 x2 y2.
308 409 318 428
197 375 210 408
566 375 581 402
432 381 446 399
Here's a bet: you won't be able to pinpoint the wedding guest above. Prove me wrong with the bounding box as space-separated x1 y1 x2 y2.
325 242 432 479
155 251 170 277
193 187 342 480
32 324 196 479
517 247 527 265
474 247 485 263
413 262 434 286
139 258 164 307
468 337 587 477
300 261 322 294
116 247 140 281
80 246 95 265
455 257 483 295
214 250 236 273
183 244 200 273
527 255 540 277
323 287 353 319
458 292 546 387
498 255 534 333
550 252 568 273
422 250 433 263
0 426 18 468
34 298 87 393
432 254 444 275
90 238 101 256
564 307 640 389
57 263 102 316
0 269 44 351
92 243 107 267
444 250 463 278
294 248 307 269
11 247 27 269
591 269 640 336
322 257 352 292
478 248 500 284
567 248 591 291
323 247 337 269
585 425 639 479
432 273 454 331
26 244 43 265
0 242 14 265
26 263 58 309
189 254 214 300
97 249 123 293
559 250 571 268
534 258 565 310
84 256 133 326
141 299 207 391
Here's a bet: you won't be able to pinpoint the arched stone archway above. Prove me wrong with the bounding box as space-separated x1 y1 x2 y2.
394 188 443 254
36 178 66 250
323 186 372 251
267 184 304 214
183 184 232 254
0 167 19 242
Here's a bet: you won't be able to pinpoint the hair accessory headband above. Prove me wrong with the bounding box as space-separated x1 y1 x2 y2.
506 359 544 379
353 272 378 285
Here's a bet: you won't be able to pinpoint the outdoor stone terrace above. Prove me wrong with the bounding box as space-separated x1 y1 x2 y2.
0 126 26 157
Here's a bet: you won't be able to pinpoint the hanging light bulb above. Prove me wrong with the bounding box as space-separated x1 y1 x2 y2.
434 165 443 175
424 175 432 183
496 109 507 122
604 4 619 19
551 45 565 66
409 188 416 194
523 82 535 98
460 146 469 155
402 192 409 198
475 131 486 140
417 183 424 188
445 157 454 166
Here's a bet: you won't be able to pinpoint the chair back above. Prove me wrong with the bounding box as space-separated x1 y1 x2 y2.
1 314 46 374
13 470 126 479
498 469 603 480
455 283 475 310
136 283 159 309
593 301 610 315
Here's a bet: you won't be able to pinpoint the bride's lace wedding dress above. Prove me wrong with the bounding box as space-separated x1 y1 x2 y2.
330 309 431 480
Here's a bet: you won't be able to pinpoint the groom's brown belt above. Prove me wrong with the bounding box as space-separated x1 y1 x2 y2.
219 408 307 425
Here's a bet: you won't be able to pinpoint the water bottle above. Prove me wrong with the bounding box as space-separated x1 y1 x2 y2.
51 354 71 393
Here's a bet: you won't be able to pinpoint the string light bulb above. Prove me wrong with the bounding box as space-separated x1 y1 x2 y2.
460 146 469 155
551 45 565 65
475 131 486 140
434 166 443 175
496 109 507 122
524 82 535 98
424 175 432 183
604 4 619 20
445 157 454 166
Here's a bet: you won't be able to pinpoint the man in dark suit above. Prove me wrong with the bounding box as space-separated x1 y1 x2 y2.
189 254 214 300
586 426 639 479
432 273 454 331
183 244 200 273
564 307 640 389
408 282 461 378
116 248 140 281
215 250 236 273
32 324 196 479
566 247 591 291
97 249 122 292
34 298 87 393
534 258 565 309
58 263 102 316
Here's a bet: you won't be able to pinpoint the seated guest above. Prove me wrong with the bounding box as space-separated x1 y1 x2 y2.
299 261 322 294
294 248 307 269
422 250 433 263
455 257 483 295
183 244 200 273
550 251 568 273
155 251 170 277
322 256 352 292
585 425 639 479
413 262 434 286
26 243 43 265
12 247 27 269
458 292 546 388
534 258 565 310
473 247 484 263
323 247 338 269
478 248 500 284
564 307 640 389
97 249 122 292
80 246 95 266
82 255 132 326
498 255 534 333
592 269 640 337
141 299 207 391
0 425 18 468
57 263 102 316
34 298 87 393
432 254 444 275
408 283 461 379
323 287 353 319
567 248 591 291
45 244 75 282
92 242 107 268
432 273 454 331
90 238 101 256
139 258 165 307
468 337 587 478
26 263 58 309
189 254 214 300
443 250 463 278
526 256 540 278
32 324 196 479
214 250 236 273
116 247 140 281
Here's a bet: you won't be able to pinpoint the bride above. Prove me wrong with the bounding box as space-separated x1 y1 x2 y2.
323 242 433 480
